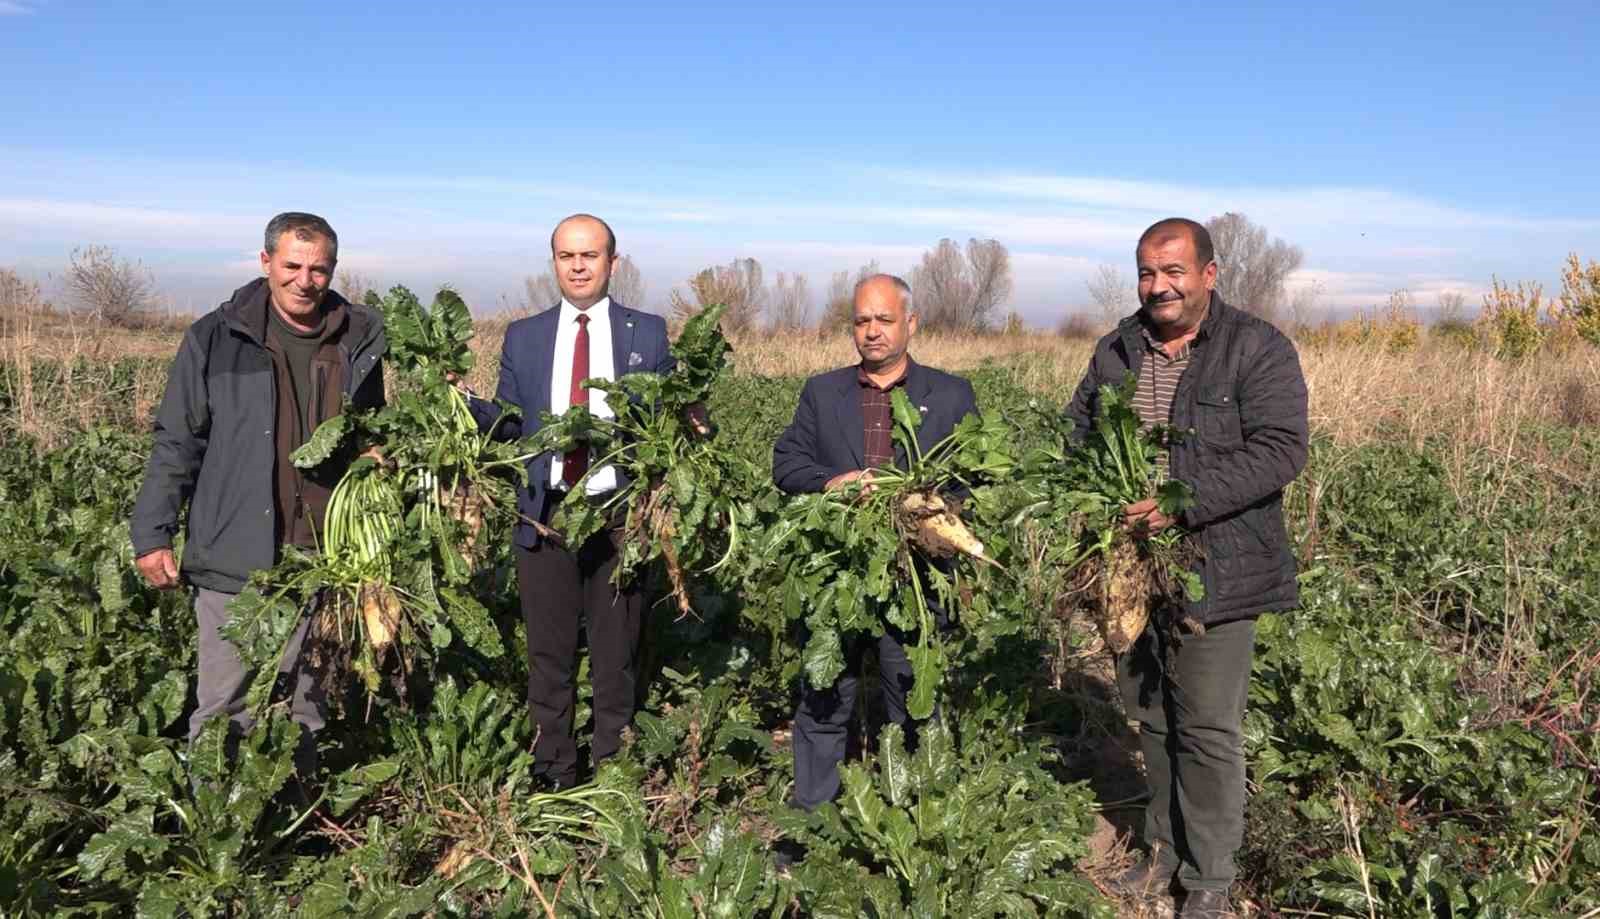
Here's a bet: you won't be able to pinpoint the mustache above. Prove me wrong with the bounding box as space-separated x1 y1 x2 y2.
1144 293 1183 307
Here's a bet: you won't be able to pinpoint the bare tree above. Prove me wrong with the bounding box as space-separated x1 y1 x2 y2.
523 271 560 313
965 238 1013 331
669 257 768 334
911 240 970 331
1085 263 1136 326
909 238 1013 332
767 271 813 331
1056 311 1099 340
66 244 156 327
609 254 647 309
1204 212 1304 324
1 267 48 318
336 269 377 308
1436 289 1467 324
821 261 880 331
1387 288 1416 316
1285 280 1325 332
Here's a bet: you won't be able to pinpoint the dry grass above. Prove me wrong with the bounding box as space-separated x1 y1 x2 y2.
5 307 1599 481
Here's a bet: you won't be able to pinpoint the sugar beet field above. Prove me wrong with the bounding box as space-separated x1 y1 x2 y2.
1 300 1598 918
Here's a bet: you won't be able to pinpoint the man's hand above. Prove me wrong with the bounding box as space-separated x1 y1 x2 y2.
684 402 711 438
825 469 871 492
1122 498 1176 537
445 370 474 397
360 444 386 465
136 548 180 590
825 470 880 497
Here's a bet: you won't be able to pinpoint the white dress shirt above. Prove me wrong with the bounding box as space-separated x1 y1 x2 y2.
549 297 619 494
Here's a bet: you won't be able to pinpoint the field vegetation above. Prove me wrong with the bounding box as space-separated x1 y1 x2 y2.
2 260 1598 917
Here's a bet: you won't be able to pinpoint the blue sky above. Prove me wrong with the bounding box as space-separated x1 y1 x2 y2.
3 1 1597 322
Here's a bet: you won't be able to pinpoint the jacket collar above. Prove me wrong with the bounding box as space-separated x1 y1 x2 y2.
851 355 928 397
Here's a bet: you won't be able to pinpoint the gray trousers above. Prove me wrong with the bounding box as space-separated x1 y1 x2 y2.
191 587 325 774
791 630 920 811
1117 617 1256 893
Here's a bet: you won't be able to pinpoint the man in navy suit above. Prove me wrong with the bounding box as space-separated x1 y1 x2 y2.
470 214 674 788
772 274 978 817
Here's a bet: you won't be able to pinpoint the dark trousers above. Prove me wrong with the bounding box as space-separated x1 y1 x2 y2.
792 630 920 811
515 527 646 787
1117 617 1256 892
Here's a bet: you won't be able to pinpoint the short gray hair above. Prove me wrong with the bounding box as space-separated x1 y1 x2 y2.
853 273 914 314
264 212 338 259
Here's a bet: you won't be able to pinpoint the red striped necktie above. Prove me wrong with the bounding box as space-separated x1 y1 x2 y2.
562 312 590 488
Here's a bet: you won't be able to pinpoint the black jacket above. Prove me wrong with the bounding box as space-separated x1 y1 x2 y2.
773 359 979 494
1065 295 1308 624
130 279 387 593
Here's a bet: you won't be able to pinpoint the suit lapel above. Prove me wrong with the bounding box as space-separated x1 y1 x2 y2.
906 360 940 456
835 372 866 468
610 301 637 377
533 307 560 414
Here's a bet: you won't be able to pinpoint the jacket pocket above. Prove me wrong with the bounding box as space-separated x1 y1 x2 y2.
1195 384 1242 446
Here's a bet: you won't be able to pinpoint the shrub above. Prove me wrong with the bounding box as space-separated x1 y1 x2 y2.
1476 276 1546 360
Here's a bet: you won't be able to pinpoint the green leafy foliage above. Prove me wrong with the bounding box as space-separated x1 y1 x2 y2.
4 345 1597 917
245 285 541 704
781 705 1110 918
532 301 763 619
752 390 1018 719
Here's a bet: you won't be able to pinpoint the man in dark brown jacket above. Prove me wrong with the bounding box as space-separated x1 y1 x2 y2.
1065 218 1308 918
131 212 386 777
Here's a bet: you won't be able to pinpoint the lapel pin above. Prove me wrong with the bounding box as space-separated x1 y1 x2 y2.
919 405 929 413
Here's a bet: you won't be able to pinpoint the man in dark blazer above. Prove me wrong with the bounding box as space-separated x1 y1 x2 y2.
772 274 978 820
469 213 673 789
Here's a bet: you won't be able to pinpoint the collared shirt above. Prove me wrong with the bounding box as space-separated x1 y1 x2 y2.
1133 323 1195 478
858 360 911 469
549 297 618 493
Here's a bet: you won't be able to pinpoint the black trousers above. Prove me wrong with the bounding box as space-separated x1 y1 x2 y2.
1117 617 1256 892
515 525 646 787
791 629 922 811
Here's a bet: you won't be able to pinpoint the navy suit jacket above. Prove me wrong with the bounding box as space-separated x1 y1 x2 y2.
772 359 979 495
471 301 673 547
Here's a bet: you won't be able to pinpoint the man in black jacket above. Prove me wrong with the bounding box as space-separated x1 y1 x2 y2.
773 274 978 817
1065 218 1308 918
130 212 386 776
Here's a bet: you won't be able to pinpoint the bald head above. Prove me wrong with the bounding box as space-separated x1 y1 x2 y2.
551 213 616 258
854 274 913 315
852 273 918 373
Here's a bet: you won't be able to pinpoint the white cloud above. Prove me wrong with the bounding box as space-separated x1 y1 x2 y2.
5 150 1593 326
0 198 255 238
886 169 1600 236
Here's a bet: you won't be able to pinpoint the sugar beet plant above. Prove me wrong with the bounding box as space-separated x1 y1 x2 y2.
998 377 1203 654
226 285 538 702
530 301 762 619
753 391 1016 720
